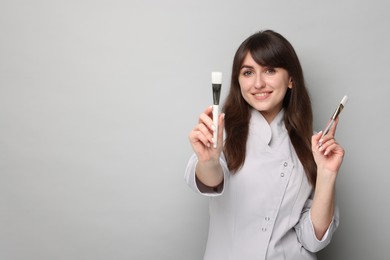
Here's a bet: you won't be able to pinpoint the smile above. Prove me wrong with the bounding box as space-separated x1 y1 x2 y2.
253 92 272 98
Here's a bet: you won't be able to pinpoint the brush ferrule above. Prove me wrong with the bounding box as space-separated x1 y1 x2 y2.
212 84 221 105
331 104 344 120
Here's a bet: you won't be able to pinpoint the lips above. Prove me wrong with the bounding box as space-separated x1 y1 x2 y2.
253 91 272 99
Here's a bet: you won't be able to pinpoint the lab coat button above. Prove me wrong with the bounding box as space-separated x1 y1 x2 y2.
280 172 285 177
283 162 288 167
265 217 270 221
261 227 267 232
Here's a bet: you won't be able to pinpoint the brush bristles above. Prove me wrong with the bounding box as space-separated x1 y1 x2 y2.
340 95 348 106
212 72 222 84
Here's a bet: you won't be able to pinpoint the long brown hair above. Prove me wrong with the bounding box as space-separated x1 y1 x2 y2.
223 30 317 187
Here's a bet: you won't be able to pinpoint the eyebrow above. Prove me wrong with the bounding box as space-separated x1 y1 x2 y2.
240 65 254 70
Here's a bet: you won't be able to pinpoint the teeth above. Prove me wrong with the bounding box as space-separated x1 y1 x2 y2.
255 93 268 97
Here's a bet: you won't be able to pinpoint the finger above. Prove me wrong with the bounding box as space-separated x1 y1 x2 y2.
196 131 212 148
323 142 343 156
312 131 323 150
204 105 213 115
199 111 214 131
318 138 336 153
318 132 335 148
189 128 212 148
197 123 214 143
198 106 213 122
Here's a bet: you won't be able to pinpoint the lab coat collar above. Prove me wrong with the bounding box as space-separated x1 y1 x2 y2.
250 109 286 146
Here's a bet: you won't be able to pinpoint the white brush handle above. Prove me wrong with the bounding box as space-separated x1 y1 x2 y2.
213 104 219 148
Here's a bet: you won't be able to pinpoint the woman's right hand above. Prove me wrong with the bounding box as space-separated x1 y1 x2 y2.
188 106 225 163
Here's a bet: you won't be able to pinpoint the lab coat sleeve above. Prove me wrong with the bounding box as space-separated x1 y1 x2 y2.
184 153 229 196
294 196 340 252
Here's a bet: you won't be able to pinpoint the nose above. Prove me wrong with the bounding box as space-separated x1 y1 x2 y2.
254 73 265 89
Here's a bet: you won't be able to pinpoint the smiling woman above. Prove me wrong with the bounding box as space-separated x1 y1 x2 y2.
224 30 316 185
238 53 293 124
186 30 344 260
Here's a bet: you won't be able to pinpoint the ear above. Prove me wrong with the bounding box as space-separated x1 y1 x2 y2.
288 77 293 89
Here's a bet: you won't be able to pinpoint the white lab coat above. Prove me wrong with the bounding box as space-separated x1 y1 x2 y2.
185 109 339 260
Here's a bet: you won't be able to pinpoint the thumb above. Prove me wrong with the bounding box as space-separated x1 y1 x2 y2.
311 131 323 150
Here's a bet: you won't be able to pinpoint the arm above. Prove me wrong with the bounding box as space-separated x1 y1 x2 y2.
310 169 337 240
184 153 228 195
188 106 225 188
295 195 339 252
310 118 344 240
195 157 224 188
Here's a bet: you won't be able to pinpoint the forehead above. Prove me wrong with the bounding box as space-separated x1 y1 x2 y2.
240 52 265 68
239 52 290 76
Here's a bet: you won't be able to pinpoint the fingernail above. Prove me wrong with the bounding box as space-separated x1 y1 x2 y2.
211 124 216 131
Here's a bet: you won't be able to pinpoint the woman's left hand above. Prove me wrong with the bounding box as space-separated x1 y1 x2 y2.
312 118 345 175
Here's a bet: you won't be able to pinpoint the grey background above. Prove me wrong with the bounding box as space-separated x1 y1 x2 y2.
1 0 389 259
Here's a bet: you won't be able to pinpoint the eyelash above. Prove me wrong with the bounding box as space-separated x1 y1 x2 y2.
265 68 276 74
242 67 276 76
243 70 253 76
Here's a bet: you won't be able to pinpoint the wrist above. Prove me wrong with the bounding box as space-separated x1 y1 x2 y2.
196 158 223 183
317 166 338 179
315 169 337 192
197 157 220 169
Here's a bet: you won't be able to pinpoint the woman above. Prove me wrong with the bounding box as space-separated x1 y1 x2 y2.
185 30 344 260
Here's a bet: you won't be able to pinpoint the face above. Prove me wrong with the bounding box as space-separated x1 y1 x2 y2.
239 52 292 123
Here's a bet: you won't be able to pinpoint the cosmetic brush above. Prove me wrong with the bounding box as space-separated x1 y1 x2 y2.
211 72 222 148
321 95 348 138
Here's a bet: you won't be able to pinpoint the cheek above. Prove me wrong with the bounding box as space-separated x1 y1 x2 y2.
239 86 246 100
239 85 251 101
238 77 244 87
238 78 250 91
271 78 289 91
238 83 250 102
277 86 289 98
238 79 245 93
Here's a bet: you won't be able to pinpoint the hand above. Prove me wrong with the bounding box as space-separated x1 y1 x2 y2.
188 106 225 163
312 118 345 175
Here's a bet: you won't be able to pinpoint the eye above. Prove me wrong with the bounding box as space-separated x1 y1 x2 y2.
242 70 253 76
265 67 276 74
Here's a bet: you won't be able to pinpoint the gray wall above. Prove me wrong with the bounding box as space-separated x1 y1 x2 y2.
1 0 389 259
